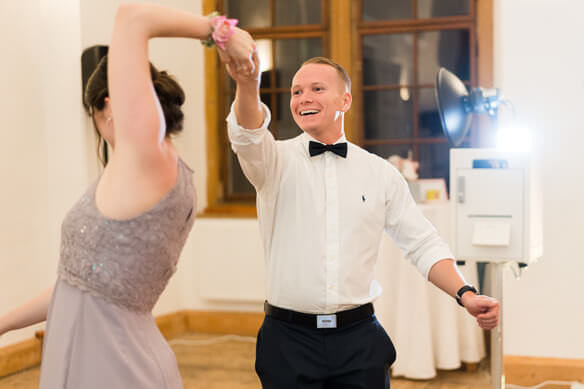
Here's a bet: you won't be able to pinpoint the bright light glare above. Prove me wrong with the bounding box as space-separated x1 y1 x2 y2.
444 111 463 133
496 126 530 152
256 40 273 73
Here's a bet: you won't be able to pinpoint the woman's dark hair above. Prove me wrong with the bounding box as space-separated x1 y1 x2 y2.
84 55 186 136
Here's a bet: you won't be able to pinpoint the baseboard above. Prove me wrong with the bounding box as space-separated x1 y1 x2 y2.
505 355 584 386
157 309 264 338
184 310 264 337
155 310 189 340
0 337 42 378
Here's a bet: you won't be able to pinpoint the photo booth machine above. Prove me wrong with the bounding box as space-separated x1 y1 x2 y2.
435 68 543 389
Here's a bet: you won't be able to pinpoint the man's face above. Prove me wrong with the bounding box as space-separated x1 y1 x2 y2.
290 63 350 140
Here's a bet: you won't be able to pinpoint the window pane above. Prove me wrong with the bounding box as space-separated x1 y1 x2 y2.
276 93 302 140
418 88 444 138
275 38 323 88
257 41 274 91
365 144 412 159
260 92 272 119
363 89 413 140
362 0 412 21
417 29 470 84
418 142 450 181
417 0 470 18
257 39 274 75
363 34 414 86
226 36 277 91
225 0 270 28
227 150 255 195
275 0 321 26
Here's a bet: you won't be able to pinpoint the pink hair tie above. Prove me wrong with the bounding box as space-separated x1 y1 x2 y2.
210 15 238 50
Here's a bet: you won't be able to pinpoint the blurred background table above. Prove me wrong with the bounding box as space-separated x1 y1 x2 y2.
374 202 485 379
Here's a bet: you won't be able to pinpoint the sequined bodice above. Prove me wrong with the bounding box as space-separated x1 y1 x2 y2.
58 159 196 313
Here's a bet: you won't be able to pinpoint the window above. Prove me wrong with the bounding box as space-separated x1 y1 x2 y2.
204 0 327 214
203 0 492 215
356 0 477 184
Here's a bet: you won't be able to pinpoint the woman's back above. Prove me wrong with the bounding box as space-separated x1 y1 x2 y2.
58 158 196 313
40 158 196 389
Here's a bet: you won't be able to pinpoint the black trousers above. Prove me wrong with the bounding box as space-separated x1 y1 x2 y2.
255 314 396 389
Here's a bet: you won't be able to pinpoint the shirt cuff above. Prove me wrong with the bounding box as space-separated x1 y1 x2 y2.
226 102 272 146
417 245 455 280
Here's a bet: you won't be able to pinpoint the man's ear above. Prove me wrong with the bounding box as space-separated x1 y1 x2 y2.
341 92 352 113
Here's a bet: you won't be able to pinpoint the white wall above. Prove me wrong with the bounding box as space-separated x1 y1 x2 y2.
495 0 584 359
1 1 47 348
0 0 89 348
1 0 583 361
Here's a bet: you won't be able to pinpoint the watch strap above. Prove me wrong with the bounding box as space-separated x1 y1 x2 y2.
456 285 478 307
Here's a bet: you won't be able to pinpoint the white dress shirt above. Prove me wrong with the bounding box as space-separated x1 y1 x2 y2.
227 103 453 314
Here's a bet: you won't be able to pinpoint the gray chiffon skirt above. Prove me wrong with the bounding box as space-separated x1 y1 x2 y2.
39 279 183 388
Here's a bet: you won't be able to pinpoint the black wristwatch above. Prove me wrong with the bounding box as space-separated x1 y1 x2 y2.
456 285 478 307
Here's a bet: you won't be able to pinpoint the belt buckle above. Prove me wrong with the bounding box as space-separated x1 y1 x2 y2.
316 314 337 329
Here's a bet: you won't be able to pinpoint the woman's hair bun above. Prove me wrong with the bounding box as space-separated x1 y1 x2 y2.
85 56 186 136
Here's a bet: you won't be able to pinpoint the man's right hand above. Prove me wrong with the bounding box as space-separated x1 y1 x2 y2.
225 48 261 89
229 48 263 130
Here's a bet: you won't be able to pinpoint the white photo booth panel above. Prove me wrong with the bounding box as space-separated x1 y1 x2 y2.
450 149 542 263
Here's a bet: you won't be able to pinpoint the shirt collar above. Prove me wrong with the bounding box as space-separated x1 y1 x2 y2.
302 131 347 146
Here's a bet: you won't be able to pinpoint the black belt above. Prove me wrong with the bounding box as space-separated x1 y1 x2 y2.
264 301 374 329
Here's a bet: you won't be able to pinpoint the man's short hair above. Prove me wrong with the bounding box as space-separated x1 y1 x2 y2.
301 57 351 92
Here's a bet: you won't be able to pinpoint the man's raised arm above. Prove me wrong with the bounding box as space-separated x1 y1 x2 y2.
226 51 264 129
224 50 277 191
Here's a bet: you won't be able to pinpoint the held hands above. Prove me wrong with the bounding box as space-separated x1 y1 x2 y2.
462 293 500 330
216 27 259 84
224 48 261 87
206 15 259 85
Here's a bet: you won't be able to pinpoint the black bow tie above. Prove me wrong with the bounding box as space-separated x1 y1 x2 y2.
308 141 348 158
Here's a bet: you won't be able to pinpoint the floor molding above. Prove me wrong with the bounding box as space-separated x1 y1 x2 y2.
505 355 584 386
184 310 264 337
156 310 189 340
155 310 264 338
0 337 42 378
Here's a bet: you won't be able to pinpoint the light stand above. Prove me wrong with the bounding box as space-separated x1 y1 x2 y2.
435 68 507 389
489 262 505 389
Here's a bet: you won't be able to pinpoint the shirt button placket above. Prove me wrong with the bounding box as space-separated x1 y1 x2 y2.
324 152 340 311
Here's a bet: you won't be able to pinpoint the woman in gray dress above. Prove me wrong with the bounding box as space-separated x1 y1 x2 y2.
0 3 255 388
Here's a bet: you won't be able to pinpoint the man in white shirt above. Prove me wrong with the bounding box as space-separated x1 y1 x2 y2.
226 55 499 389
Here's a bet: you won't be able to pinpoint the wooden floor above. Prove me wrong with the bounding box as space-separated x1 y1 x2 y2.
0 333 492 389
